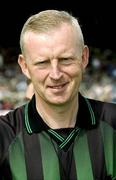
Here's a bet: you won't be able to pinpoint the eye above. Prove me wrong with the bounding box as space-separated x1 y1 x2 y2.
59 58 74 65
35 60 50 69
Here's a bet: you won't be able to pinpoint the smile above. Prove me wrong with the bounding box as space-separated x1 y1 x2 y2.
48 83 68 90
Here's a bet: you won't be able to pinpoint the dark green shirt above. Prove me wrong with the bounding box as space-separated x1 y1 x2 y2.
0 94 116 180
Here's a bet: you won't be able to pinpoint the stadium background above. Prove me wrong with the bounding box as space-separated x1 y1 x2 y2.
0 1 116 113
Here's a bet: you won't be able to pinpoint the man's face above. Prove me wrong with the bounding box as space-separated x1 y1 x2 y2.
19 24 89 106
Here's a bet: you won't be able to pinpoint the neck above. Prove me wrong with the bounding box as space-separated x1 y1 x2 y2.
36 95 79 129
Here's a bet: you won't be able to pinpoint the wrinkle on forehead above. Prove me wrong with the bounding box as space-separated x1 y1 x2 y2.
23 23 81 59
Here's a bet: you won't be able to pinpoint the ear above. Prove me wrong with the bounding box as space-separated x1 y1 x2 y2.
18 54 31 79
81 45 89 70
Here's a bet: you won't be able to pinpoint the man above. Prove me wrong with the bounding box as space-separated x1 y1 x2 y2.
0 10 116 180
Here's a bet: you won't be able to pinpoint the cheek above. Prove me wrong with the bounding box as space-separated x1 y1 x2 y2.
31 69 49 83
65 64 83 78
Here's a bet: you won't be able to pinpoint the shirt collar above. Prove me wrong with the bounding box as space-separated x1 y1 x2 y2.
24 93 97 134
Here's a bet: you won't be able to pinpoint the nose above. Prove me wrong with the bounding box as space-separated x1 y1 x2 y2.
49 59 63 80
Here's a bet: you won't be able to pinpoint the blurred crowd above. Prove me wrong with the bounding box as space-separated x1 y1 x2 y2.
80 47 116 103
0 46 116 113
0 47 27 111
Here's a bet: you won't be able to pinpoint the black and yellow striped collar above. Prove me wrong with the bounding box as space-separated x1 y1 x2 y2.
24 93 97 134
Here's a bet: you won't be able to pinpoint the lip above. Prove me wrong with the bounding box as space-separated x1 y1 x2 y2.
47 82 68 92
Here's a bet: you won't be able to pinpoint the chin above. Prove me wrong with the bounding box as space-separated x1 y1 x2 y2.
46 97 70 106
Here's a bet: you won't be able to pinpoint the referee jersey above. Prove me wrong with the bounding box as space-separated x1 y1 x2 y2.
0 93 116 180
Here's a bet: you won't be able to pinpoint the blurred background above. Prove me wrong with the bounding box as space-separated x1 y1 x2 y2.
0 0 116 114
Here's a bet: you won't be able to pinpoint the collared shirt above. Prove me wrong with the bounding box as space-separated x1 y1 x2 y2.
0 93 116 180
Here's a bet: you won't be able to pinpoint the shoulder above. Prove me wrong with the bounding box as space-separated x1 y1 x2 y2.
88 98 116 129
0 105 26 163
0 105 25 134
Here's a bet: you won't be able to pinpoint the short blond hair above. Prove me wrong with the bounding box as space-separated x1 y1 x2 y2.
20 10 84 54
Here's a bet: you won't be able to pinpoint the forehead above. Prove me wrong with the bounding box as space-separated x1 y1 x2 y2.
24 24 78 54
25 23 77 43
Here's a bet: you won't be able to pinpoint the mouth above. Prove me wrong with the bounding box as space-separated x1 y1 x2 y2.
47 82 68 90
